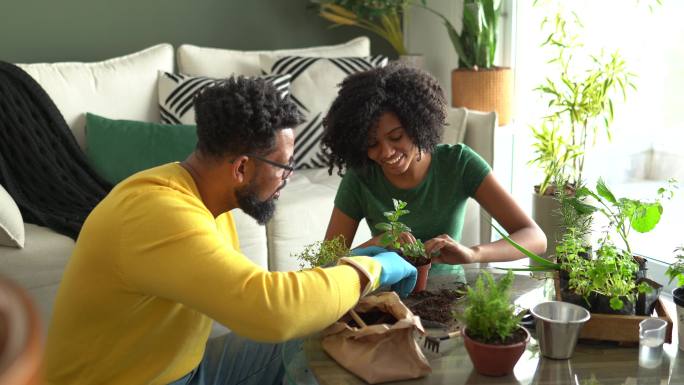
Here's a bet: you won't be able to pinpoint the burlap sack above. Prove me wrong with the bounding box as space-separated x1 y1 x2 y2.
321 292 432 384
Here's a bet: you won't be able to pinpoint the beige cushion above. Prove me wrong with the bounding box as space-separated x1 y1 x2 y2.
177 37 371 77
0 224 74 329
0 184 24 248
267 168 372 272
17 44 174 149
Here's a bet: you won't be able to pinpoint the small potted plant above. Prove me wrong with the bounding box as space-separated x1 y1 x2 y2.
293 235 351 269
666 246 684 351
460 270 529 376
375 199 431 292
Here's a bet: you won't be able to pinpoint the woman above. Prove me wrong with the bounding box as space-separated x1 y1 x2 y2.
321 63 546 271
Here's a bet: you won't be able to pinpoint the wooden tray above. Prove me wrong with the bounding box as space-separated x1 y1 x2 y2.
553 275 674 344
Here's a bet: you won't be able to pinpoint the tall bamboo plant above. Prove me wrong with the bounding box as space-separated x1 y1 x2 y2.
530 10 636 195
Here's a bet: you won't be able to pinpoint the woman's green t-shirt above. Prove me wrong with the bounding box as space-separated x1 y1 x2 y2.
334 143 491 274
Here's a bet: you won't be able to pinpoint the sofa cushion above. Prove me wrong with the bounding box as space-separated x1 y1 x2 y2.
177 37 371 77
0 184 24 248
157 72 291 125
0 223 74 329
17 44 174 150
260 55 388 169
267 168 372 272
85 113 197 184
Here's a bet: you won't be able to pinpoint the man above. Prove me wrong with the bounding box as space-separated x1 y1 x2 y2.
44 77 417 385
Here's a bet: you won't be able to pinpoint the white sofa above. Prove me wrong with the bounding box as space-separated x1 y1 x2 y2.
0 42 496 333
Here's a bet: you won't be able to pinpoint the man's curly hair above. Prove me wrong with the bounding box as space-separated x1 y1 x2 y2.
194 76 304 158
321 62 447 175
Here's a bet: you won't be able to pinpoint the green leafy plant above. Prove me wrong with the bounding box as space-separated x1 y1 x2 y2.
309 0 410 55
529 8 636 194
569 178 676 255
418 0 501 69
293 235 351 269
493 179 676 311
666 246 684 287
462 270 524 343
418 0 502 69
375 198 427 263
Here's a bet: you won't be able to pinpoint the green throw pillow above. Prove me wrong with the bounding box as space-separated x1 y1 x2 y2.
85 113 197 184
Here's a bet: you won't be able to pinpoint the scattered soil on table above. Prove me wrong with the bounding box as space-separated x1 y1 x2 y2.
347 309 398 328
406 288 465 325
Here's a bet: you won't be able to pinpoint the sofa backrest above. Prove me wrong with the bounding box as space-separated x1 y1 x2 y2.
16 44 174 150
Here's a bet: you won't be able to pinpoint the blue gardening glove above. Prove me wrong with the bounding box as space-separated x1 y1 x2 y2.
351 246 417 298
349 246 389 257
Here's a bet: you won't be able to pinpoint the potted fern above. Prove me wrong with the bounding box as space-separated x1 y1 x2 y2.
460 270 529 376
375 199 431 292
418 0 512 125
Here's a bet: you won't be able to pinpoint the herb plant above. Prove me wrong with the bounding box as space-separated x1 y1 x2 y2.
568 178 676 255
293 235 351 269
666 246 684 287
375 199 427 262
462 270 523 343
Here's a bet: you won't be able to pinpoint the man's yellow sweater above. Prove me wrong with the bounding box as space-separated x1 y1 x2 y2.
45 163 380 384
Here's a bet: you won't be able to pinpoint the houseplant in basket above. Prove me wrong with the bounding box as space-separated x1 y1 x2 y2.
418 0 512 125
375 199 431 292
460 270 528 376
293 235 351 269
528 8 635 255
666 246 684 351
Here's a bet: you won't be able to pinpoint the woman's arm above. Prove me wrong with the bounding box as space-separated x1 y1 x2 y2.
425 173 547 264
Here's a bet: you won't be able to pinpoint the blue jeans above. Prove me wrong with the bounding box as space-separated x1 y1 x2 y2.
168 333 296 385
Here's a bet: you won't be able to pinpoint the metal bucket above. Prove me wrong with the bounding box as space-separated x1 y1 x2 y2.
531 301 591 359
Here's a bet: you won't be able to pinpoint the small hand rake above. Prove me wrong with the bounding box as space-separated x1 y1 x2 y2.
423 330 461 353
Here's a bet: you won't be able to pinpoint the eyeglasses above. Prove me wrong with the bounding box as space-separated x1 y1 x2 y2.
247 153 295 180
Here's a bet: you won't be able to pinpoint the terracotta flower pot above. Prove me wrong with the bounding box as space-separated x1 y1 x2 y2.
462 326 529 376
412 262 431 294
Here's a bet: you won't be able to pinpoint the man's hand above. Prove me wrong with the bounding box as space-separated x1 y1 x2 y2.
351 246 417 298
424 234 478 265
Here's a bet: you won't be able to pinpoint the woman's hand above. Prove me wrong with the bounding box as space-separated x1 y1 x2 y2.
424 234 478 265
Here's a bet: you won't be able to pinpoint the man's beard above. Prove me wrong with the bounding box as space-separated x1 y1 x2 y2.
235 179 285 225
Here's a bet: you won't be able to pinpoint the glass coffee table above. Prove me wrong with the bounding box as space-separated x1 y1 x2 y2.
283 268 683 385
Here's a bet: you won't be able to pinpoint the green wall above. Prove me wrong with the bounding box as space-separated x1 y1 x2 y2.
1 0 394 63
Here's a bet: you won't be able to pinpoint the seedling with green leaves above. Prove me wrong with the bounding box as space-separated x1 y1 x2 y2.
461 270 524 344
293 235 351 270
666 246 684 287
375 199 428 264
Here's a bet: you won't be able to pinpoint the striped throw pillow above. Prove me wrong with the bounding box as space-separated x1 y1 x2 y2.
259 56 388 169
157 71 291 125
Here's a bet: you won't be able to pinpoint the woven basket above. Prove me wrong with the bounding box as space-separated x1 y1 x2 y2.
451 67 513 126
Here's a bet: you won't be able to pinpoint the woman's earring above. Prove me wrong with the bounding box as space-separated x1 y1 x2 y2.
417 149 423 161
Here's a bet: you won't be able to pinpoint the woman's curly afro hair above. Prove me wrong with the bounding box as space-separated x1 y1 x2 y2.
194 76 304 158
321 62 447 175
